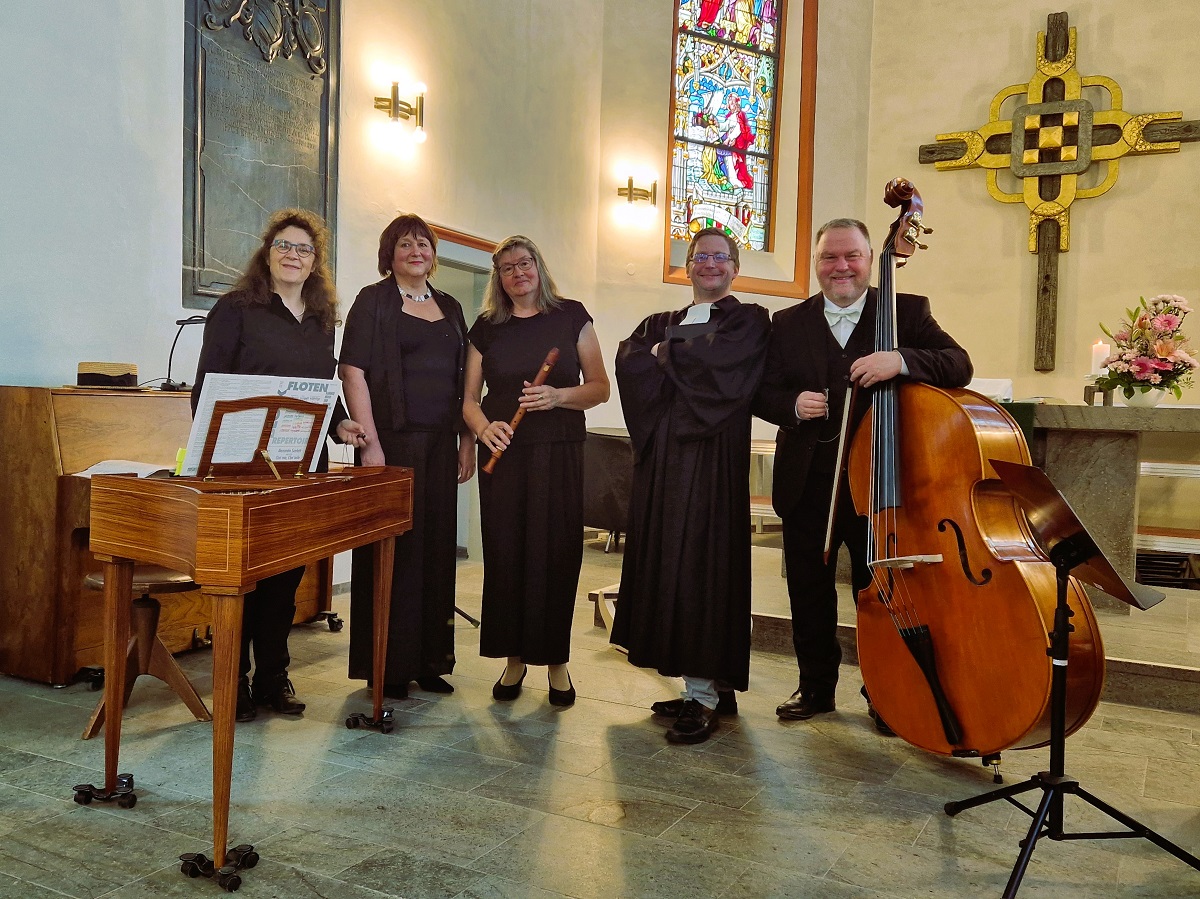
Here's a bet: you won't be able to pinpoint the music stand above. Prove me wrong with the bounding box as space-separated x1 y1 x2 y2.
943 459 1199 897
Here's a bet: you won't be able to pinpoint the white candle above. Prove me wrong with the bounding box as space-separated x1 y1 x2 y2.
1090 340 1110 375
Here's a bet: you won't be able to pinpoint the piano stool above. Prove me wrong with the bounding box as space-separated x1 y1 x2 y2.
79 564 212 740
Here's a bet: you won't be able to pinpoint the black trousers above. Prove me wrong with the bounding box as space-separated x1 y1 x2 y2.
239 566 305 683
781 472 871 698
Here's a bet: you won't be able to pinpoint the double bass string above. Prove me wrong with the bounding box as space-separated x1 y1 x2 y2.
868 242 923 633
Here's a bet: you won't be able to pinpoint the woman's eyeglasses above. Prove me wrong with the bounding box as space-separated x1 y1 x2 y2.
497 258 535 277
271 239 315 258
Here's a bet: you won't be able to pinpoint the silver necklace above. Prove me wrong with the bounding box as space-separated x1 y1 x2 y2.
400 287 432 303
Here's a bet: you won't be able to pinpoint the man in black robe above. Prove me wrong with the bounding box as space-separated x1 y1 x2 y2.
611 227 770 744
753 218 972 728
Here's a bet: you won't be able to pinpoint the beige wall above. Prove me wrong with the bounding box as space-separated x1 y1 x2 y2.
865 0 1200 403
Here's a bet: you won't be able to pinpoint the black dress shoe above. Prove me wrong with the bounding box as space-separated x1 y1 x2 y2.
861 685 895 736
665 699 719 744
651 691 738 717
492 666 526 701
236 677 257 723
775 690 835 721
548 673 575 707
416 676 454 694
255 676 306 715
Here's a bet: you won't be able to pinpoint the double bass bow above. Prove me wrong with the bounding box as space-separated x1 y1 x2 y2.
847 178 1104 758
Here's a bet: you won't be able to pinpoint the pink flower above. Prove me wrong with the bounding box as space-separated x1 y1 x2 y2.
1129 357 1158 380
1154 339 1176 358
1113 329 1131 343
1151 313 1181 332
1150 358 1175 371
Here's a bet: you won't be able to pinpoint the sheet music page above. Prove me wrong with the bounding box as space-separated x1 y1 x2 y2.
181 374 339 476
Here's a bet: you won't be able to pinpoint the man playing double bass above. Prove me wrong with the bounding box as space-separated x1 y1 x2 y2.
753 218 973 729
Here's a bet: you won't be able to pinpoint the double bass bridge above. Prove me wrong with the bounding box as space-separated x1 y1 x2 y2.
868 553 944 570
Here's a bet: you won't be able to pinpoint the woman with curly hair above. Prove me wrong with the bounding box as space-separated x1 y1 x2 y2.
192 207 367 722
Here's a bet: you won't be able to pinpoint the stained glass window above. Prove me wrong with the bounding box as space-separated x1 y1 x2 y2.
670 0 784 252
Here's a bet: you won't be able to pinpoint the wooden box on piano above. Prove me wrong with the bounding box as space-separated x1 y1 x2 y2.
0 386 333 685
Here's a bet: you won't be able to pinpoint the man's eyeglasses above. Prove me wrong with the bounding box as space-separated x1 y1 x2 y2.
691 252 733 265
271 239 315 258
497 258 535 277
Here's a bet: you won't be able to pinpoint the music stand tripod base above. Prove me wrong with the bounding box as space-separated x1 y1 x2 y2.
943 460 1200 897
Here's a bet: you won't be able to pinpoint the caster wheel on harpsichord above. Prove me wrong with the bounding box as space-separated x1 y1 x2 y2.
72 772 136 807
316 611 344 632
215 867 242 892
179 852 214 878
345 707 395 733
226 844 259 870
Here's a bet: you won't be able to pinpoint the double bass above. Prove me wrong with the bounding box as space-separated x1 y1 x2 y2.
847 178 1104 758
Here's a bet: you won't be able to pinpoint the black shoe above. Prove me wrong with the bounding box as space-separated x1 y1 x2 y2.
492 665 526 701
255 676 306 715
416 676 454 694
665 699 719 744
236 678 257 723
651 691 738 717
775 690 835 721
548 673 575 707
861 685 895 736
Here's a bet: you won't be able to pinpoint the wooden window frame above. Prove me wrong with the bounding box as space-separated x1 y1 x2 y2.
663 0 819 299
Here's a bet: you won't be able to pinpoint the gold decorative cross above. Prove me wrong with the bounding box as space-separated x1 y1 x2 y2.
920 12 1197 371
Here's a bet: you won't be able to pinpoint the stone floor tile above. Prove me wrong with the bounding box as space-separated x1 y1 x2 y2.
328 731 518 792
589 752 762 809
472 815 749 899
658 801 854 876
340 846 488 899
455 875 577 899
470 763 697 837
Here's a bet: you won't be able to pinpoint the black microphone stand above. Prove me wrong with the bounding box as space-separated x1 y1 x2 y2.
160 315 207 391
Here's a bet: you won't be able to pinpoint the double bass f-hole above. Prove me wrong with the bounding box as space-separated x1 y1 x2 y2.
937 519 993 586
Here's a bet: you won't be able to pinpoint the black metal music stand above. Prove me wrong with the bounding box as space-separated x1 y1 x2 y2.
943 460 1200 897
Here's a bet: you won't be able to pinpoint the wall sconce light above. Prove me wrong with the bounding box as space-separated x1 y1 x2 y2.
374 81 426 143
617 177 656 206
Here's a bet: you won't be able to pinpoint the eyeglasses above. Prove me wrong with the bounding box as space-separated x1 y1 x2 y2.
271 239 315 258
691 252 733 265
497 258 535 277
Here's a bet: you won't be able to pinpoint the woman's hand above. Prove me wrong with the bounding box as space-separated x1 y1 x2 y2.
359 443 386 467
477 420 513 454
519 380 562 411
337 418 369 448
457 433 476 483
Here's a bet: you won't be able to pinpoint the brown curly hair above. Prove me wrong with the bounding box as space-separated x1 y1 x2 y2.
232 208 339 333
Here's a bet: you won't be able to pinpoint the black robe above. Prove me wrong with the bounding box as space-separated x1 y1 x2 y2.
610 295 770 690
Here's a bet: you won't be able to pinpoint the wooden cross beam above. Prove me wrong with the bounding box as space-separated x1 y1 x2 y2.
919 12 1199 371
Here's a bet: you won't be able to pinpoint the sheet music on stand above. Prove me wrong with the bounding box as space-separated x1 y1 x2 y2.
181 374 339 477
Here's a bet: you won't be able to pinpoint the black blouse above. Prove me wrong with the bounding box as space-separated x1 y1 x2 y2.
190 290 346 465
468 299 592 445
340 278 467 433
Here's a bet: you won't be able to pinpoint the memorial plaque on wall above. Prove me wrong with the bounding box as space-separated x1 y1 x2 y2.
183 0 340 309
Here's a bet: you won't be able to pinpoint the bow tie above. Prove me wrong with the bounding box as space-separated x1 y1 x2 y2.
826 307 859 322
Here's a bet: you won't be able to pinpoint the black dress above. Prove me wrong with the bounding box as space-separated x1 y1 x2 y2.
610 296 770 691
340 279 467 686
191 290 343 684
468 300 592 665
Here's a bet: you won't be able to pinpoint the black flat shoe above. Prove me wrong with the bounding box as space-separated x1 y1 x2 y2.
652 691 737 717
492 666 526 701
416 676 454 694
548 673 575 707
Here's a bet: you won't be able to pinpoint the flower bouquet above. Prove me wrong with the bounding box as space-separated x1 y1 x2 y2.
1097 295 1198 400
